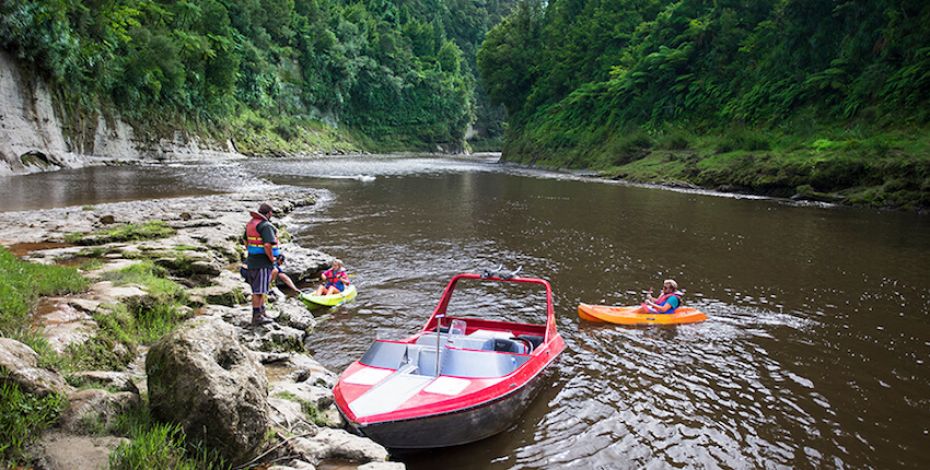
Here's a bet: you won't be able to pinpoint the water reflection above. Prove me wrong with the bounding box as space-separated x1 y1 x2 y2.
0 162 268 211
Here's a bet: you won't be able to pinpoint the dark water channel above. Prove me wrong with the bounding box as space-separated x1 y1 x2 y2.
3 156 929 468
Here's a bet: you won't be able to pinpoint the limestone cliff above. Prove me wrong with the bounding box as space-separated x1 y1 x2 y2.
0 50 242 176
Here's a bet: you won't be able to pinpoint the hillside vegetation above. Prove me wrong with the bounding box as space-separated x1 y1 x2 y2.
1 0 513 153
478 0 930 209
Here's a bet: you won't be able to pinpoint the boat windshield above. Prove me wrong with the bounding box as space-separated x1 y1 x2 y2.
444 280 549 325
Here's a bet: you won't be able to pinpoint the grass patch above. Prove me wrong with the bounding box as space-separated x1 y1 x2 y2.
108 401 227 470
712 128 772 153
61 262 191 371
77 258 105 271
76 247 110 258
0 247 88 338
300 401 328 427
102 262 187 305
228 109 360 156
275 392 328 427
655 128 693 150
0 373 67 465
65 302 191 372
609 130 655 166
518 123 930 210
64 221 175 245
16 332 67 370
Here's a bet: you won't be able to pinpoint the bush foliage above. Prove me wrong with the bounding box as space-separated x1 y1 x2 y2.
0 0 517 149
477 0 930 208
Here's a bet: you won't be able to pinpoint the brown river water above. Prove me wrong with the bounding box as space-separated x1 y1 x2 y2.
2 155 929 468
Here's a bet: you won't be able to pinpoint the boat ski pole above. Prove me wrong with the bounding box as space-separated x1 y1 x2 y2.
435 314 445 376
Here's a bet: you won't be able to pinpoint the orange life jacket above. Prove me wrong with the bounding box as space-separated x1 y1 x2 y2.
245 212 279 256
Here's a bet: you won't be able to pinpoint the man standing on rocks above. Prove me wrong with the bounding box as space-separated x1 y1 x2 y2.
244 203 279 325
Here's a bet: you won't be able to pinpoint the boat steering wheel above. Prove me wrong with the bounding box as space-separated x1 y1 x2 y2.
514 337 534 354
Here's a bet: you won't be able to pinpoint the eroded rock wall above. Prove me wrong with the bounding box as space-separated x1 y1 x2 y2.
0 50 242 176
0 51 83 175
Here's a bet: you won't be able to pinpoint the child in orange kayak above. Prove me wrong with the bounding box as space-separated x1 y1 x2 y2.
642 279 684 314
313 259 350 296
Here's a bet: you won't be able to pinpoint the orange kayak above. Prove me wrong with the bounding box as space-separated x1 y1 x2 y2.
578 303 707 325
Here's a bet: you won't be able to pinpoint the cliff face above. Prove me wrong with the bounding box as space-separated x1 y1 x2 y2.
0 51 241 176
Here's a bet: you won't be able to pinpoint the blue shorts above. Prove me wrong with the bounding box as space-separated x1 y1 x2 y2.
245 267 274 295
325 281 346 292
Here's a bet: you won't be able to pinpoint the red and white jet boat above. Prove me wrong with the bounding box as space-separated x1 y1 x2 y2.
333 272 565 448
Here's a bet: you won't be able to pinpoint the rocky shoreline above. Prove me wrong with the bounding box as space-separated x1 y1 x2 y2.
0 189 403 469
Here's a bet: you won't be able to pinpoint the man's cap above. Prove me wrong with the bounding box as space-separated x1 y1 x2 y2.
258 203 274 215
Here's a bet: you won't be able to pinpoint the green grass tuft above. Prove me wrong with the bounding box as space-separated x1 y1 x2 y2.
102 262 187 305
109 422 227 470
276 392 329 426
300 400 329 427
60 262 191 371
108 400 227 469
0 247 88 338
65 221 175 245
0 375 66 465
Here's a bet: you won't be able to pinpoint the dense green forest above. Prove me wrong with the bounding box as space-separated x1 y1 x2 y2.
478 0 930 209
0 0 513 153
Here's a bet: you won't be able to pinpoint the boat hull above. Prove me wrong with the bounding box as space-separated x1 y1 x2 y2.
343 367 553 449
578 303 707 325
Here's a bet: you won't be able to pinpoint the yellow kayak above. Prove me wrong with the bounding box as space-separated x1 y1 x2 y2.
299 284 358 307
578 303 707 325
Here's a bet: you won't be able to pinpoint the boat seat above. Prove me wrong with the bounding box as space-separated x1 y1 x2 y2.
516 334 543 349
487 338 529 354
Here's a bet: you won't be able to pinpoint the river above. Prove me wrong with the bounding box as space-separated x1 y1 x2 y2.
2 155 929 468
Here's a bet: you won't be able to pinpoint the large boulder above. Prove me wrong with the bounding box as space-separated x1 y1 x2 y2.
280 245 331 282
146 317 270 465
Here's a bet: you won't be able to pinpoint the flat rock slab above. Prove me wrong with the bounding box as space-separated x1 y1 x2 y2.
34 298 98 354
288 428 389 466
269 461 317 470
67 370 140 393
359 462 407 470
34 431 129 470
88 281 148 303
240 322 307 353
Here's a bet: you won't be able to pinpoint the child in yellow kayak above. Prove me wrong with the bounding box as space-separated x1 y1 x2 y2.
312 259 351 296
642 279 684 314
